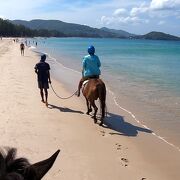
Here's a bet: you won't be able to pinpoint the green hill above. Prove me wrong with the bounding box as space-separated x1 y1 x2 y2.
1 18 180 40
0 18 66 37
139 31 180 41
12 20 116 38
0 18 34 37
100 27 136 38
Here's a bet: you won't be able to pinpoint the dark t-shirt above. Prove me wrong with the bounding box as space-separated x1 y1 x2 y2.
20 43 25 49
35 61 50 82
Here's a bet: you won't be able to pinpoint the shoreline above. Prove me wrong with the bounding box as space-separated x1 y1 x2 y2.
0 39 180 179
32 40 180 176
32 40 180 152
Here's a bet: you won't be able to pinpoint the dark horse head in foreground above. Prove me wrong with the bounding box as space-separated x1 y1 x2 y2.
82 78 106 126
0 148 60 180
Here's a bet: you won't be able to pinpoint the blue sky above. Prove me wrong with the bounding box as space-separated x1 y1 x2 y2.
0 0 180 36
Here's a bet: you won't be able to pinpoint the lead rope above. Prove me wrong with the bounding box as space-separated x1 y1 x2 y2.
50 83 78 99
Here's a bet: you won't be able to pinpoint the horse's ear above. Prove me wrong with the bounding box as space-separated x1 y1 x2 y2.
29 150 60 179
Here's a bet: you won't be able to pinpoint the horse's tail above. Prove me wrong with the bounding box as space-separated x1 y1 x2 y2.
98 82 106 119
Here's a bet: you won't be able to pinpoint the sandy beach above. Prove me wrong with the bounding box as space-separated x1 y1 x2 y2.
0 39 180 180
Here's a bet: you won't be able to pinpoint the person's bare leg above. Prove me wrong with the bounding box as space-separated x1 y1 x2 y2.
40 89 44 102
44 89 48 106
77 78 83 97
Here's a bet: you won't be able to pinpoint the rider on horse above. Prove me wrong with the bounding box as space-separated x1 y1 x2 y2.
77 45 101 97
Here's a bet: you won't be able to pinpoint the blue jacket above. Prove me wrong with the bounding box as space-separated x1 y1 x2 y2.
82 54 101 77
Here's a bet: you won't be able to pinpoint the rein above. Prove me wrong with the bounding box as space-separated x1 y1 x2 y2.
50 83 78 100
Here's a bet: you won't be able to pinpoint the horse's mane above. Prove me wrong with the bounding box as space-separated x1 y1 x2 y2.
0 148 33 180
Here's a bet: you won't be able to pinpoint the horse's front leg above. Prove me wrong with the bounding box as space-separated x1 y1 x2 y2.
86 98 92 115
91 100 98 123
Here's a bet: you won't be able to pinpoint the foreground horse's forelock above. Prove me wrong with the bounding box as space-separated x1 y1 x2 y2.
0 148 60 180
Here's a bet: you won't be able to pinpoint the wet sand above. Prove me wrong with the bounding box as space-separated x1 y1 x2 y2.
0 39 180 180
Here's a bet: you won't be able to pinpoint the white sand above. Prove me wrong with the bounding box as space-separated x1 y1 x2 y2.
0 39 180 180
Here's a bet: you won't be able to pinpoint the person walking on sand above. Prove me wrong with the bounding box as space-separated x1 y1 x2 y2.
20 42 25 56
77 45 101 97
35 54 51 107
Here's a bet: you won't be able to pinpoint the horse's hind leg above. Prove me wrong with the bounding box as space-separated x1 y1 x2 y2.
91 100 98 123
86 98 92 115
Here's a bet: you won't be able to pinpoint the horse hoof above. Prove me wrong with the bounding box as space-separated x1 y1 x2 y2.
99 120 103 126
45 102 48 107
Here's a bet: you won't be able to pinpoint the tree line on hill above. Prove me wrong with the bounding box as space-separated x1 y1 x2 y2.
1 18 180 40
0 18 66 37
11 19 180 40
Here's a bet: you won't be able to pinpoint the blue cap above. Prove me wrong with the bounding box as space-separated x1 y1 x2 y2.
88 45 95 55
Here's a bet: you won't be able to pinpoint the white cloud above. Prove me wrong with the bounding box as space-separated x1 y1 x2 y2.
101 16 115 25
118 16 142 24
100 0 180 30
129 0 180 19
0 15 5 19
130 4 149 16
101 14 149 26
150 0 180 10
113 8 127 16
100 3 150 26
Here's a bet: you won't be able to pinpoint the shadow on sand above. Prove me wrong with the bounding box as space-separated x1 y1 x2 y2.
101 112 153 137
48 104 84 114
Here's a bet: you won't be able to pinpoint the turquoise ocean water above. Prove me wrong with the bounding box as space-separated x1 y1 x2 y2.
29 38 180 150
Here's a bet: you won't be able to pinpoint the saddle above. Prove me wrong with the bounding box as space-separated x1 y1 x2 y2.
82 80 89 92
82 76 99 92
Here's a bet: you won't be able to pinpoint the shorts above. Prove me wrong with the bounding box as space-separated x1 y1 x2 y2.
38 81 49 89
82 75 99 81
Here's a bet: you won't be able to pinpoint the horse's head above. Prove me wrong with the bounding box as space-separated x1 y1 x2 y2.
0 148 60 180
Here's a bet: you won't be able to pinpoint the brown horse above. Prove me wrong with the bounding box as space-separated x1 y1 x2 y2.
0 148 60 180
82 78 106 126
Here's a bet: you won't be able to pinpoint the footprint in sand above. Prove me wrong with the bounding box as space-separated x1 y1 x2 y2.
115 143 122 150
120 157 129 167
141 178 146 180
121 158 128 163
115 143 129 167
115 143 128 151
100 130 106 136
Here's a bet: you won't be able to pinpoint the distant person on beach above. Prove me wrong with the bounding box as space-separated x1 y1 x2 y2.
77 45 101 97
36 42 37 46
35 54 51 106
20 42 25 56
